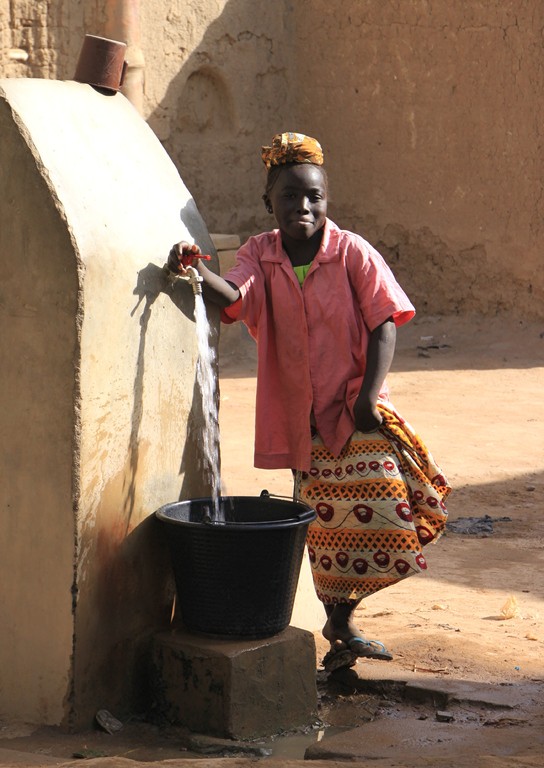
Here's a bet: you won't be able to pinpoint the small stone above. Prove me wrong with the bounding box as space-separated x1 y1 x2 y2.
95 709 123 734
72 749 107 759
436 710 455 723
8 48 29 61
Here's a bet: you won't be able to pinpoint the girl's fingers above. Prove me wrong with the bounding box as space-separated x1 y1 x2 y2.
174 241 201 256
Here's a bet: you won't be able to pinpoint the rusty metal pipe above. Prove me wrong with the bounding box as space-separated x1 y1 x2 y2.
103 0 145 113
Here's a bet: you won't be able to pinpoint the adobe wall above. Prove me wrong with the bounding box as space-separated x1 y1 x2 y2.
2 1 540 317
291 1 543 318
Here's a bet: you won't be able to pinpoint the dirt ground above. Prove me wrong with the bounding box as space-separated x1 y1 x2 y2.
217 312 544 763
0 312 542 767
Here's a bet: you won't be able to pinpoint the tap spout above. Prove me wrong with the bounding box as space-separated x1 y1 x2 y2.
184 265 203 296
163 263 203 296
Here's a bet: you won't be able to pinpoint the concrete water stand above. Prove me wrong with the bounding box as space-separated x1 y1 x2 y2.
151 626 318 740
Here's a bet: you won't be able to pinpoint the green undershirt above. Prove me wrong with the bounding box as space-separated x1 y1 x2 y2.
292 262 313 286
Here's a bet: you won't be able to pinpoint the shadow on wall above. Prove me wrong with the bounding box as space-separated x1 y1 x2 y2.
148 0 295 238
362 220 539 321
131 256 219 506
71 236 219 724
75 512 176 720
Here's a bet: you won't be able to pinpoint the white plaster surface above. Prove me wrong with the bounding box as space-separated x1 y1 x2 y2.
0 77 217 726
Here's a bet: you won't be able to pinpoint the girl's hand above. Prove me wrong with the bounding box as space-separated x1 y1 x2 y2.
167 241 202 274
353 397 383 433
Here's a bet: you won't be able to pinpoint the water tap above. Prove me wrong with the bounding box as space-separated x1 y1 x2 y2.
183 265 203 296
164 263 203 296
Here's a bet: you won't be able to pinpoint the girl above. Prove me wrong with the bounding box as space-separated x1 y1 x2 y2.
167 132 450 674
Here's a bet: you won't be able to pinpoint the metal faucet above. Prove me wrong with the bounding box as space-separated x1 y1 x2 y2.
164 264 203 296
183 265 203 296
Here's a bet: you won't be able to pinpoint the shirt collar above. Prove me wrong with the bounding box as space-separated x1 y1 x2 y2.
264 218 340 263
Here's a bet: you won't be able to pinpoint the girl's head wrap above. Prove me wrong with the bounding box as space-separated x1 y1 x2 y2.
261 132 324 169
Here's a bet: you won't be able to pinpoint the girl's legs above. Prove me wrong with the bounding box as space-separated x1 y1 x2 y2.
322 600 363 646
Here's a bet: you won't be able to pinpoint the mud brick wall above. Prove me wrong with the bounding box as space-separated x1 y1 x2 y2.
1 0 542 318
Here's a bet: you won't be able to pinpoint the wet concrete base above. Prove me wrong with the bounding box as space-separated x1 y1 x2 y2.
0 663 543 766
307 717 544 766
150 626 318 739
306 661 544 767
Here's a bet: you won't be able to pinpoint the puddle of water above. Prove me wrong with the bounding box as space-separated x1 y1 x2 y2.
267 729 325 758
264 725 354 759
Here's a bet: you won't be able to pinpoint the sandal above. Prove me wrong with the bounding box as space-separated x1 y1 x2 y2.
322 646 357 674
346 636 393 661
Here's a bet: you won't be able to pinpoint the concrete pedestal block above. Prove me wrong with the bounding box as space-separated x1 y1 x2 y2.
151 626 318 739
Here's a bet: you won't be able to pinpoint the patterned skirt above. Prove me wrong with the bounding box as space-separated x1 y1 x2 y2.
294 401 451 605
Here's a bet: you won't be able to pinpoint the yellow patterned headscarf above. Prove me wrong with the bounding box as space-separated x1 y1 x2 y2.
261 132 324 169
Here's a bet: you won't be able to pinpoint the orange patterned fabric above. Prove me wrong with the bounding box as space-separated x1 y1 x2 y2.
295 401 451 604
261 132 324 169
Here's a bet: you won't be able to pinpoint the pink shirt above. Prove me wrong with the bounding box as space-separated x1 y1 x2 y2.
222 218 415 471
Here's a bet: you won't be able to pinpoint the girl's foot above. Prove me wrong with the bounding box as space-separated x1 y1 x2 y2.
322 604 365 648
322 611 393 661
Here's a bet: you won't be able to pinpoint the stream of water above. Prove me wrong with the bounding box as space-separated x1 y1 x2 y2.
193 292 222 518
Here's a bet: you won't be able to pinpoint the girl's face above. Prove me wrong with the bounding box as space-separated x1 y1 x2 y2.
266 164 328 242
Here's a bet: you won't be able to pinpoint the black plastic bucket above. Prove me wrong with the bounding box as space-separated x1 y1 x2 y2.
155 494 316 639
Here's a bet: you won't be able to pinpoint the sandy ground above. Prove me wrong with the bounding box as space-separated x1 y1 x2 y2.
219 313 544 677
0 313 542 767
217 312 544 762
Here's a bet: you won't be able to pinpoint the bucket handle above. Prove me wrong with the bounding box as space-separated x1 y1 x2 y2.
260 488 299 503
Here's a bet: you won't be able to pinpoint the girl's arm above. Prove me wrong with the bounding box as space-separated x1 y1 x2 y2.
353 317 396 432
167 242 240 307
